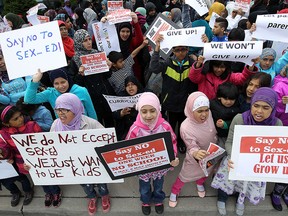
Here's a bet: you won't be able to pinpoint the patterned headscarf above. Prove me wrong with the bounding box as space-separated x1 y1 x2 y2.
260 48 276 60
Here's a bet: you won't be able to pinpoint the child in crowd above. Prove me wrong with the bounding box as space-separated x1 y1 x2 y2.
0 105 41 207
16 97 54 132
50 93 111 214
113 76 144 140
108 38 148 95
169 92 218 207
212 17 228 42
145 2 157 25
189 55 258 100
126 92 179 215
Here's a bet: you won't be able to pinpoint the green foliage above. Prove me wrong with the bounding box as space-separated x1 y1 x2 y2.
3 0 37 18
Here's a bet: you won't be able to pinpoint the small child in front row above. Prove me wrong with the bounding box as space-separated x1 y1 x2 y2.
126 92 179 215
169 92 218 208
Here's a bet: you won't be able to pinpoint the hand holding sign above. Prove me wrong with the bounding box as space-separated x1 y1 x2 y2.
193 149 209 160
32 69 43 82
170 157 179 167
131 12 138 23
195 55 205 68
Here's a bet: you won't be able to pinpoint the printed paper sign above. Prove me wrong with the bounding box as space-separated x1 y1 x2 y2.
252 14 288 43
160 27 205 50
0 160 19 180
271 41 288 61
209 12 220 29
203 41 263 66
108 1 124 11
0 16 11 33
95 132 175 180
38 16 50 24
92 22 120 55
145 13 180 59
81 52 109 75
0 21 67 80
103 93 142 112
12 128 123 185
186 0 209 16
26 3 47 26
229 125 288 183
107 9 132 25
235 0 251 12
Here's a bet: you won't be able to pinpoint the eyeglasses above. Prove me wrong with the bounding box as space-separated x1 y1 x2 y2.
173 48 188 53
55 108 70 114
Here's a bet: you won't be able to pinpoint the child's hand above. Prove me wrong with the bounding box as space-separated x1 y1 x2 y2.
32 69 43 82
107 59 112 69
100 16 108 23
216 119 224 128
155 34 163 46
201 34 209 43
24 163 31 171
142 37 149 46
282 96 288 105
248 57 260 71
131 12 138 23
170 157 179 167
228 159 234 171
120 107 131 117
249 23 256 33
193 149 208 160
195 55 204 68
78 65 85 76
280 65 288 77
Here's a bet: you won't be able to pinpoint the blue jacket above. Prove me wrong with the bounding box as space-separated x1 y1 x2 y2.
32 106 54 132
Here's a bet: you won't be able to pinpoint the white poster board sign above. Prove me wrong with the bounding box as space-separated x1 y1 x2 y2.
103 93 142 112
252 14 288 43
160 27 205 50
92 22 120 55
203 41 263 66
271 41 288 61
12 128 123 185
229 125 288 183
235 0 251 13
0 160 18 180
186 0 209 16
0 21 67 80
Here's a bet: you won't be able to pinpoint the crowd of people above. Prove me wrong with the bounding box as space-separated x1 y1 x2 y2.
0 0 288 215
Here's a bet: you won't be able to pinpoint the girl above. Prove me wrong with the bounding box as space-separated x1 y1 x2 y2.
169 92 218 208
0 105 41 207
24 67 97 119
126 92 179 215
189 55 258 100
211 87 282 216
47 93 111 214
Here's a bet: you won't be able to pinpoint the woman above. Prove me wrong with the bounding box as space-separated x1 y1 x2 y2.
74 7 87 30
4 13 26 30
58 21 75 63
54 13 75 38
24 67 97 119
211 87 283 216
205 1 226 22
69 29 115 127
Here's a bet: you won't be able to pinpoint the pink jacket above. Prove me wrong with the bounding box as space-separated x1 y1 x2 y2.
189 62 257 99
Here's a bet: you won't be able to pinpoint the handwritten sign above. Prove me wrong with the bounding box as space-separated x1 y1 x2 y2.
107 9 132 25
235 0 251 12
145 13 180 59
103 93 142 112
12 128 123 185
186 0 209 16
0 21 67 80
92 22 120 55
81 52 109 75
229 125 288 183
203 41 263 66
108 1 124 11
160 27 205 50
252 14 288 43
95 132 175 180
0 160 18 180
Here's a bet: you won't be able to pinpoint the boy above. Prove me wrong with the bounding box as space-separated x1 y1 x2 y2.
212 17 228 42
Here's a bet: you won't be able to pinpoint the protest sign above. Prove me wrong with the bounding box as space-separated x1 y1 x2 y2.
145 13 180 59
0 160 18 180
108 1 124 11
229 125 288 183
0 16 11 33
209 12 220 29
92 22 120 55
107 9 132 25
95 132 175 180
252 14 288 43
203 41 263 66
0 21 67 80
160 27 205 50
81 52 109 75
103 93 142 112
271 41 288 61
235 0 251 12
199 143 225 177
12 128 123 185
186 0 208 16
26 3 47 26
38 16 50 24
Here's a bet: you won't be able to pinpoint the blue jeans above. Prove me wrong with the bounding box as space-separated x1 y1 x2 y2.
81 184 109 198
1 174 32 194
42 185 61 195
139 177 165 204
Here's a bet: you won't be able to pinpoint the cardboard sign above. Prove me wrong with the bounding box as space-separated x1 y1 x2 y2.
12 128 123 185
103 93 142 112
235 0 251 12
203 41 263 66
95 132 175 180
80 52 109 75
107 9 132 25
160 27 205 50
252 14 288 43
186 0 209 16
92 22 120 55
145 13 180 59
0 21 67 80
0 160 18 180
108 1 124 11
229 125 288 183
